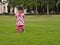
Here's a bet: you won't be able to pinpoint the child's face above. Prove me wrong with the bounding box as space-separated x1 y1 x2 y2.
18 10 23 14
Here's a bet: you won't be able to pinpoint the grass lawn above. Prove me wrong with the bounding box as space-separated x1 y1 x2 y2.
0 15 60 45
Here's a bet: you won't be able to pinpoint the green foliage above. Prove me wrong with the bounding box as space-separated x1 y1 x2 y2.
7 0 59 9
7 0 60 15
8 0 24 7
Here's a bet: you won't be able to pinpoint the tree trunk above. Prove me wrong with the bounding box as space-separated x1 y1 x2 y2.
47 3 49 15
35 5 38 15
12 7 14 14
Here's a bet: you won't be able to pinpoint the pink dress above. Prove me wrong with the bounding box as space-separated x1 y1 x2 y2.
15 13 24 26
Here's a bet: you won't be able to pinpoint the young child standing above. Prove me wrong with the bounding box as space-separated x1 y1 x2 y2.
15 6 25 33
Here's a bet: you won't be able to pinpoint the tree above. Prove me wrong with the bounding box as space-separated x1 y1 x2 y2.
24 0 40 15
34 0 40 15
8 0 24 13
7 0 59 15
45 0 57 15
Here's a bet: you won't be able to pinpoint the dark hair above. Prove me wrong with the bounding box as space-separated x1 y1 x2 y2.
17 6 23 10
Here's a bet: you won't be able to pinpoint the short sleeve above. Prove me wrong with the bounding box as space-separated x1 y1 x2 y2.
22 13 24 16
21 13 24 18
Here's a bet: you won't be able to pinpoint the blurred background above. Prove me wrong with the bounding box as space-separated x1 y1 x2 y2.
0 0 60 15
0 0 60 45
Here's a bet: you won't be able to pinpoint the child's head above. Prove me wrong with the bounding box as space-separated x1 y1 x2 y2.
17 6 23 14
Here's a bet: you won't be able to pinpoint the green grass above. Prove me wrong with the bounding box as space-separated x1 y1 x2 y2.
0 15 60 45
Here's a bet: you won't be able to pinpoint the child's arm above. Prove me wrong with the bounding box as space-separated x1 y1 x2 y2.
23 15 26 23
15 14 17 22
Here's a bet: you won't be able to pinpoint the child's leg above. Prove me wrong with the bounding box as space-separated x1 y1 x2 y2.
16 25 20 33
21 25 25 32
